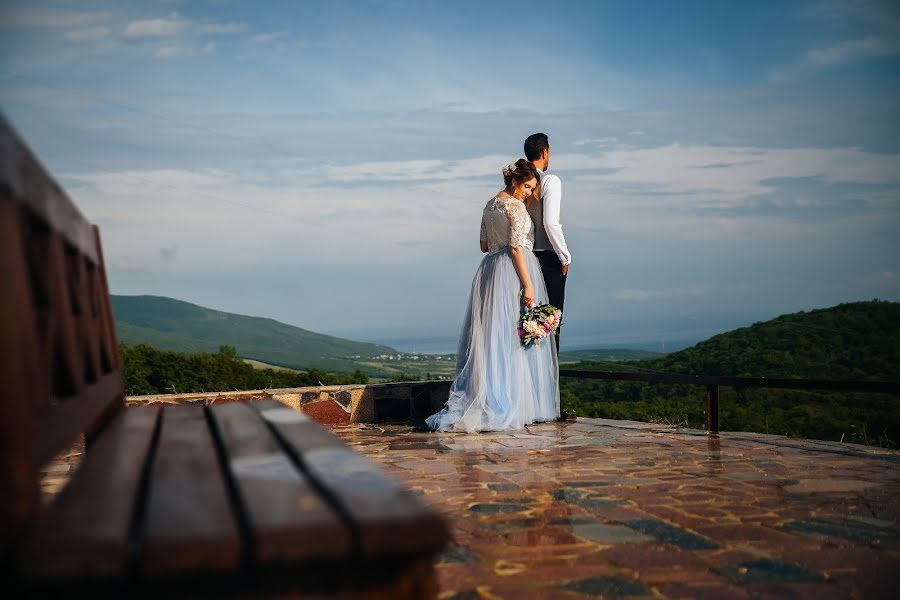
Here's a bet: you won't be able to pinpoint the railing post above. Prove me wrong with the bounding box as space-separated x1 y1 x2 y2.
706 385 719 434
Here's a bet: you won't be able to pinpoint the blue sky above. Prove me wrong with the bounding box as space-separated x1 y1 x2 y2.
2 0 899 351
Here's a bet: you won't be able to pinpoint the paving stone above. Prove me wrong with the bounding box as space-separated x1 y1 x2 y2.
572 522 654 544
550 488 628 508
440 545 481 564
467 502 530 514
716 559 824 583
322 418 900 598
563 480 612 488
623 518 720 550
482 518 541 532
562 575 651 597
782 517 894 542
486 482 521 491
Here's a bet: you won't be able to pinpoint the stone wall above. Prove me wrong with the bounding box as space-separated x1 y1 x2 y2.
126 380 453 425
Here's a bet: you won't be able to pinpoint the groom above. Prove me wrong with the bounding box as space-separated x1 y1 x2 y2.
524 132 571 355
525 133 575 421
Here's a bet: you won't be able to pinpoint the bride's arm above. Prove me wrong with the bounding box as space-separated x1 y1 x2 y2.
510 246 535 308
507 202 535 308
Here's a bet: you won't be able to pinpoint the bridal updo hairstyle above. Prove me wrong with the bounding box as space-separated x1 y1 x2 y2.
502 158 541 188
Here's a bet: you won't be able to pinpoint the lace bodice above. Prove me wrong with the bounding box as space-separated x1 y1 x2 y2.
479 196 534 252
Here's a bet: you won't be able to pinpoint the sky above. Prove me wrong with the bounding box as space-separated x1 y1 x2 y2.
1 0 899 352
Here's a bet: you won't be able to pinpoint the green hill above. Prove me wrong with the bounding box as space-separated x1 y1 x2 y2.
646 300 900 380
112 295 397 373
563 300 900 447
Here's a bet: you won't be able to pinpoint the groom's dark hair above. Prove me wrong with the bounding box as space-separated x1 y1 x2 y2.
524 133 549 161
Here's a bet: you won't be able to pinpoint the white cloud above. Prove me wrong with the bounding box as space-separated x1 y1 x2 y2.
572 137 618 146
122 13 188 41
195 21 246 35
0 10 112 28
65 26 111 42
800 0 900 30
283 145 900 210
803 37 898 68
252 31 289 44
154 42 216 59
154 45 181 59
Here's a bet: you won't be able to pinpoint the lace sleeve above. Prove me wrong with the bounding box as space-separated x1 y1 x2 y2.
506 200 530 248
479 213 487 242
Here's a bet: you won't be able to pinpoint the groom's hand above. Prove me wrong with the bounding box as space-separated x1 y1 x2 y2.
562 264 569 276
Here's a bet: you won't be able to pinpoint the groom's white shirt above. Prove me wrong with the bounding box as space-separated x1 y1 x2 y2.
535 172 572 266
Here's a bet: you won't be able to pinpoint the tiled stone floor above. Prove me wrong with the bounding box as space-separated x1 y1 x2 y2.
332 418 900 599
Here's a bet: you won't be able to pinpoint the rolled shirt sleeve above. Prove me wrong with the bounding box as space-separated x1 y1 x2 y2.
541 174 572 265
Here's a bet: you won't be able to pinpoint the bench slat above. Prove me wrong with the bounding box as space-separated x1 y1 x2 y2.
142 403 241 576
26 405 160 578
34 371 125 467
209 402 351 564
250 400 449 557
0 116 99 264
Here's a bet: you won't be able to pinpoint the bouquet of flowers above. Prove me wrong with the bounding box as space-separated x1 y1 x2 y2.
518 302 562 347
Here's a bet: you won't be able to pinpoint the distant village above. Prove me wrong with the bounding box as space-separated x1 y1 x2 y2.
344 353 455 362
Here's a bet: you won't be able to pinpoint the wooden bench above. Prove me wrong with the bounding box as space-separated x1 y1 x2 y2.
0 116 448 597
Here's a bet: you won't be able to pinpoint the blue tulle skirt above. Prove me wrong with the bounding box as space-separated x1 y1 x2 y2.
426 248 560 432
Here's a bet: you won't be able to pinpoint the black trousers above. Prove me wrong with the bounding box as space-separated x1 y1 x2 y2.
535 250 567 353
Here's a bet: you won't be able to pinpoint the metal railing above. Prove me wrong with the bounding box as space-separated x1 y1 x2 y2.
558 369 900 434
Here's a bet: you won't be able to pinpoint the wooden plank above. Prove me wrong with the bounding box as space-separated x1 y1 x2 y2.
33 371 124 468
25 405 160 579
0 196 43 558
209 402 351 564
249 400 449 557
142 403 241 576
0 115 99 263
82 227 125 444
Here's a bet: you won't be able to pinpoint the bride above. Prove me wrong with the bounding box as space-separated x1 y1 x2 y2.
426 159 560 432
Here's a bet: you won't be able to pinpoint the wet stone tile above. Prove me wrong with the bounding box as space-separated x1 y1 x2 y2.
727 471 769 481
548 516 603 526
327 418 900 598
563 480 612 488
782 517 895 542
716 559 824 584
440 545 481 564
571 522 655 544
482 518 541 532
550 488 627 508
562 575 651 597
486 482 521 492
467 502 531 514
623 519 720 550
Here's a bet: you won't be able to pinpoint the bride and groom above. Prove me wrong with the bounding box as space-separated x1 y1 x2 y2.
426 133 573 433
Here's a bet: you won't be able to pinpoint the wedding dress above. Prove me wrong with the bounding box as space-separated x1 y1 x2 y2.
426 196 560 432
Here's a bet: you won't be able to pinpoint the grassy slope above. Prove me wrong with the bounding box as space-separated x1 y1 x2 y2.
113 295 396 372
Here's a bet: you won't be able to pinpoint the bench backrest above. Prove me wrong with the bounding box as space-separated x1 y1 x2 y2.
1 115 124 556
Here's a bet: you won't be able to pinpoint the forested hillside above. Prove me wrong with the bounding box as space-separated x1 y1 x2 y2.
562 301 900 447
121 344 368 396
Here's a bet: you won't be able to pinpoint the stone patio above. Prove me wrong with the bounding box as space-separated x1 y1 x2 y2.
331 418 900 599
